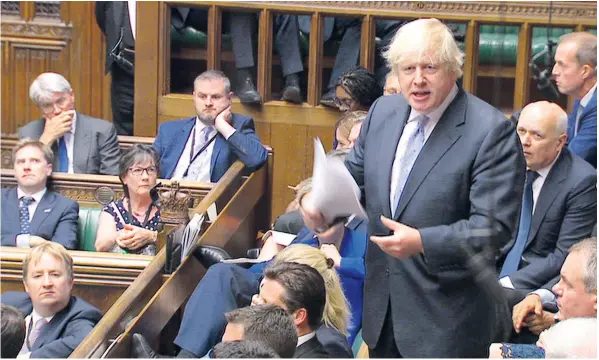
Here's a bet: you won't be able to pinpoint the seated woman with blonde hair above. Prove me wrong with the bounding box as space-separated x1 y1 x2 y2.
95 144 161 255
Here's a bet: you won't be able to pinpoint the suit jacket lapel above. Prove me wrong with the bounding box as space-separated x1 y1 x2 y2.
167 118 195 178
32 297 73 349
210 134 226 181
29 192 56 234
7 188 20 229
72 113 92 173
393 90 465 220
567 100 579 141
378 104 411 219
527 151 569 248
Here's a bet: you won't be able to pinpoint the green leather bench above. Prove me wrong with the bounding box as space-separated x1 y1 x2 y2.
171 24 585 67
78 208 103 251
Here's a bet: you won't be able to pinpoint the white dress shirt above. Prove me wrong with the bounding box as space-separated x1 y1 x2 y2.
15 187 48 248
127 0 136 40
18 309 54 358
389 84 459 211
171 117 217 182
296 331 316 347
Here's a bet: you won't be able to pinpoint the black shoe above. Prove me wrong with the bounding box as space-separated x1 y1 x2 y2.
281 73 302 104
131 333 169 358
320 89 336 108
236 68 262 104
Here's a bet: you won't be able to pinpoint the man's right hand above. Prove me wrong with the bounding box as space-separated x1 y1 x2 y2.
39 110 75 145
298 192 327 233
512 294 543 333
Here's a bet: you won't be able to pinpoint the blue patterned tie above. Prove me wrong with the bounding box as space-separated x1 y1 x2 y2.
58 136 69 173
391 115 430 217
500 170 539 278
185 126 214 180
19 197 35 234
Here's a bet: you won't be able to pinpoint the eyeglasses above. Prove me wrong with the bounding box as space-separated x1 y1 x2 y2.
128 167 157 176
39 96 71 114
334 97 356 111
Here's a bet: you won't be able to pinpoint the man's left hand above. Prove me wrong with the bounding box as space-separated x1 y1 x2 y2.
370 215 423 258
523 311 555 335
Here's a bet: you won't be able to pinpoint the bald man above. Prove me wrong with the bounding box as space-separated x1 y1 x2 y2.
383 72 400 96
498 101 596 298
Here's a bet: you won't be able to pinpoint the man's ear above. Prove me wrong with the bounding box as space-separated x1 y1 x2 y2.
45 163 53 177
581 64 594 80
23 279 29 293
557 133 568 149
293 308 308 327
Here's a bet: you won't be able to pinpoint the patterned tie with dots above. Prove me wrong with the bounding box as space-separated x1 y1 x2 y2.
19 197 35 234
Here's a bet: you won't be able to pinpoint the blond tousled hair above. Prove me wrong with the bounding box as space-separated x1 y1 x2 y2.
12 138 54 166
22 242 74 282
273 244 350 335
384 18 464 78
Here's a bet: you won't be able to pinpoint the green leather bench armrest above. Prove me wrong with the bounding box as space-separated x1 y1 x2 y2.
78 208 103 251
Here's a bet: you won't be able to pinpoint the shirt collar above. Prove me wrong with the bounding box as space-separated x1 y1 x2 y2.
70 112 77 135
408 84 459 123
31 308 54 326
580 83 597 108
530 150 561 180
17 187 47 203
296 331 316 347
195 117 214 132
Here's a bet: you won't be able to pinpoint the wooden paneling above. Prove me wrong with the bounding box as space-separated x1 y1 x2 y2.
1 1 111 134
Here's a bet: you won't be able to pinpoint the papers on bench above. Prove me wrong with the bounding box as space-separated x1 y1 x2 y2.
181 212 206 260
310 138 367 225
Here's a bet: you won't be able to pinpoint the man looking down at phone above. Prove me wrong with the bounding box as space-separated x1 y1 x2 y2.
153 70 268 182
19 72 121 176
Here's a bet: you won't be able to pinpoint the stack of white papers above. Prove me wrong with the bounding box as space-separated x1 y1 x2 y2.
310 138 367 225
181 212 206 260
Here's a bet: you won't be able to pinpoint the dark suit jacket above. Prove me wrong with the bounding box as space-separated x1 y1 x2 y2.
345 89 526 357
1 189 79 249
95 1 133 73
1 291 102 358
18 112 121 175
153 113 268 182
567 88 597 168
499 149 597 290
293 336 330 358
316 325 353 358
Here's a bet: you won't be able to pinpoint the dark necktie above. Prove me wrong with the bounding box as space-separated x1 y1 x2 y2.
499 170 539 278
19 196 35 234
58 136 69 173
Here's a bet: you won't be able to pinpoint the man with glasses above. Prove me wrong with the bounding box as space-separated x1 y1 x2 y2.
19 72 121 176
1 139 79 249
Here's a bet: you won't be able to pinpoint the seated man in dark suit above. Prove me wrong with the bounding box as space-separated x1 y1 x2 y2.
19 72 121 175
552 32 597 167
489 237 597 354
1 139 79 249
133 263 335 358
498 101 596 295
1 304 26 358
1 242 103 358
211 340 279 358
153 70 268 182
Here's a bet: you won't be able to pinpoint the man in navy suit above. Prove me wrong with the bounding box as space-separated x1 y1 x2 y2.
153 70 268 182
552 31 597 167
1 139 79 250
497 101 596 296
1 242 102 358
302 18 525 357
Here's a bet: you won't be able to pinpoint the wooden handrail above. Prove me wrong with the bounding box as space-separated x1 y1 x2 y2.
69 160 249 358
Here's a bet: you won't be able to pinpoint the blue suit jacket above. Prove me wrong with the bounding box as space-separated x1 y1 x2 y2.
567 88 597 168
1 189 79 249
250 218 367 346
153 113 268 182
1 291 102 358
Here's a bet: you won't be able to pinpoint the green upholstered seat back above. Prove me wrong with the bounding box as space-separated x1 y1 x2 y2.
78 208 103 251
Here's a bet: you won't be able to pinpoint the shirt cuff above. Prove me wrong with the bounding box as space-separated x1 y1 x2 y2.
499 276 515 289
530 289 556 305
17 352 31 359
16 234 31 248
221 128 236 140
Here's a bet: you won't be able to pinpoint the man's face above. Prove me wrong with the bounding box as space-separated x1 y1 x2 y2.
334 86 359 112
516 107 566 171
384 74 400 96
552 41 586 97
39 91 75 119
193 79 232 124
23 253 73 317
255 278 288 310
552 250 597 320
222 323 245 342
397 53 456 114
348 123 363 149
14 145 52 192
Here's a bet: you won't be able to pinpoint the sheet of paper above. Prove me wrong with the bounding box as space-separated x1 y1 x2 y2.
263 230 296 247
310 138 367 225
